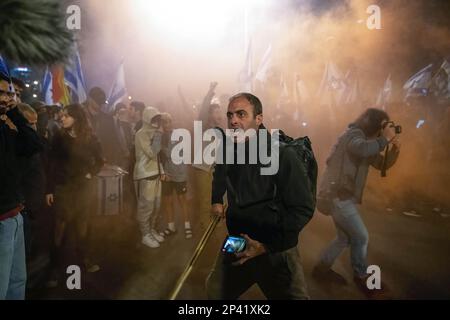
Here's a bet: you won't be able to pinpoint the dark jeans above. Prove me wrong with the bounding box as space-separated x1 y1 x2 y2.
206 246 309 300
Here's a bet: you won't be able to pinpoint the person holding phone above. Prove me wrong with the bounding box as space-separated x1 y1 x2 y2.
207 93 315 300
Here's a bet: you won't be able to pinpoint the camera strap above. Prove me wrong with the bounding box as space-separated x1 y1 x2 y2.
381 144 389 177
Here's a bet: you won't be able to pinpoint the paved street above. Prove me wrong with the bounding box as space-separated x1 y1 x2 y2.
27 185 450 300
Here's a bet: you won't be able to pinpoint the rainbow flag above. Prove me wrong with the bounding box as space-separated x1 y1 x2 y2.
50 64 71 106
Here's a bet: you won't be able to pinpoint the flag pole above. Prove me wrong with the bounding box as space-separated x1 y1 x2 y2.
168 214 222 300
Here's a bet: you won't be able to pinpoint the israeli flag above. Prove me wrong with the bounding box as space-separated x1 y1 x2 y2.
0 54 10 78
317 61 346 106
42 67 53 105
403 64 433 100
255 44 272 83
65 49 87 103
376 74 392 109
238 38 253 93
107 60 127 113
0 54 17 101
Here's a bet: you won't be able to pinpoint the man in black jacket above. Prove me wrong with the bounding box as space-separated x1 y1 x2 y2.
1 74 43 299
206 93 314 300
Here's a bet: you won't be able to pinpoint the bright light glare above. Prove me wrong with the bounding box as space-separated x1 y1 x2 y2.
133 0 268 43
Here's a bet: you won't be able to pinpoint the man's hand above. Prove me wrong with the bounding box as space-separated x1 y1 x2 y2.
160 174 168 182
211 203 224 219
5 117 17 131
382 122 396 141
46 194 54 207
232 234 267 266
391 136 401 150
7 100 17 110
210 82 218 91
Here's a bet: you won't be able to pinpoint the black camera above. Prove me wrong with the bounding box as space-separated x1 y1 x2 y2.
383 121 402 134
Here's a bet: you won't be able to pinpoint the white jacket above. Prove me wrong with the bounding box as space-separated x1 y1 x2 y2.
133 107 163 180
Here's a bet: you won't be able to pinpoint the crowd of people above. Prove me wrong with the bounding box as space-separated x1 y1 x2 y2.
0 77 235 298
1 71 449 300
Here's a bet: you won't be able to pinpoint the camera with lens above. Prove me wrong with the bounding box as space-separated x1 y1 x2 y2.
383 121 402 134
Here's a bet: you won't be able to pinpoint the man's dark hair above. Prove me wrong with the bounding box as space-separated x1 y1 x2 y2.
45 104 62 117
228 92 263 117
88 86 106 106
114 102 126 116
353 108 390 137
130 101 145 113
30 100 46 112
11 77 25 90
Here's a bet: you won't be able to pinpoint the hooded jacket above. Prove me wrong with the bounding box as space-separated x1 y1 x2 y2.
133 107 163 180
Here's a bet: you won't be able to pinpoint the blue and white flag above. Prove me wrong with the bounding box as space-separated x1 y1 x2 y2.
238 38 253 93
376 74 392 109
293 73 310 121
64 48 87 103
403 64 433 100
340 68 360 106
276 74 289 109
255 44 272 83
317 61 346 106
432 60 450 99
42 67 53 105
0 54 17 101
0 54 10 78
107 60 127 113
238 9 253 93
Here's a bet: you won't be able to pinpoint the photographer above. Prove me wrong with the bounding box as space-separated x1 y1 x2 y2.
1 74 42 299
314 108 400 296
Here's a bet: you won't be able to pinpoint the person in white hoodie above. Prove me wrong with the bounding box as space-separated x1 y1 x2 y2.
134 106 165 248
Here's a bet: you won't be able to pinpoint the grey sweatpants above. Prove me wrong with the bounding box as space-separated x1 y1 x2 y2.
135 178 162 237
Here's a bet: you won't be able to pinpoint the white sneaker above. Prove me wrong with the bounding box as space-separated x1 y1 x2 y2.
151 229 165 243
142 234 160 248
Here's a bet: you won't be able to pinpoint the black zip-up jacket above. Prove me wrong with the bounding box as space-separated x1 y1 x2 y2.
1 107 43 215
46 130 104 193
211 126 315 253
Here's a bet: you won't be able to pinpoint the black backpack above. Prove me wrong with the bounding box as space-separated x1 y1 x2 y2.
278 130 318 207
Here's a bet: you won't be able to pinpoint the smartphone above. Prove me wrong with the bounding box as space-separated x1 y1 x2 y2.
222 235 246 254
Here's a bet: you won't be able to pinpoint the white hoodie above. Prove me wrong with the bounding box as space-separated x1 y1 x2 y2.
133 107 163 180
